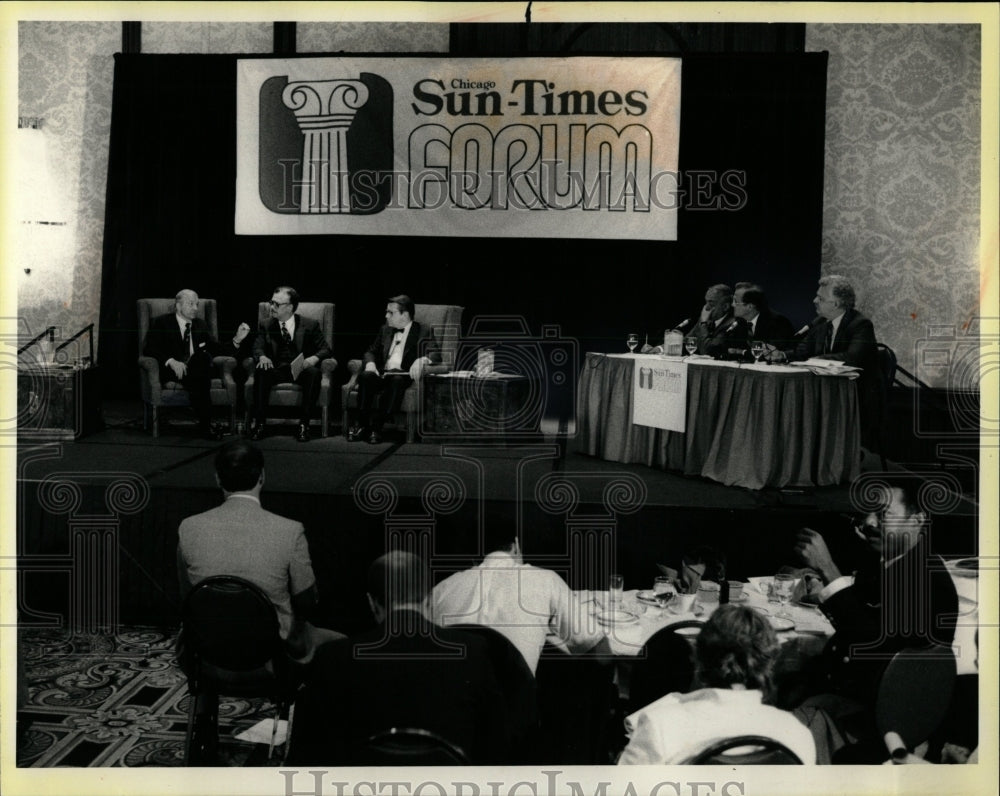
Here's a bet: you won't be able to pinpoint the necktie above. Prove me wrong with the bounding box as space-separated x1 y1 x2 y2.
280 321 292 345
824 323 833 354
183 322 192 361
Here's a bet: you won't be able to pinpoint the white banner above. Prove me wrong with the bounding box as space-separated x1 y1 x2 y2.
632 355 687 432
236 56 681 239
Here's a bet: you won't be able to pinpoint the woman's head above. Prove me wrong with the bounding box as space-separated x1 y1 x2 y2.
695 604 778 691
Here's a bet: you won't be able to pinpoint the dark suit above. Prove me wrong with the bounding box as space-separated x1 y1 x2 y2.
356 321 441 431
745 309 796 349
287 610 508 765
790 308 883 448
692 311 740 357
251 314 331 425
143 313 231 430
819 536 958 703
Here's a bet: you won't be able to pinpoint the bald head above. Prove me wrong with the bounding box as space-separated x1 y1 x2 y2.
175 289 200 321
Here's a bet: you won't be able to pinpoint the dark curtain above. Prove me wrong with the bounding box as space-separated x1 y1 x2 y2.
98 50 827 400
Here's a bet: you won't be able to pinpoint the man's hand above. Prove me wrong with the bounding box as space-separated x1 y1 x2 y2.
233 322 251 346
409 356 430 380
257 355 274 370
364 361 379 375
767 349 788 364
794 528 842 584
167 359 187 379
699 305 712 323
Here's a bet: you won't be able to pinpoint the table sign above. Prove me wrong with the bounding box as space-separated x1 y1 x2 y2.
633 355 688 431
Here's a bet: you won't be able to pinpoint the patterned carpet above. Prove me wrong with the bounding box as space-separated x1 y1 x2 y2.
17 626 284 767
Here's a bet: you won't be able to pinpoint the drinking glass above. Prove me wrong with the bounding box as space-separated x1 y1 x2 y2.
772 573 796 618
609 573 624 609
653 575 675 608
684 336 698 356
750 340 766 363
626 333 639 353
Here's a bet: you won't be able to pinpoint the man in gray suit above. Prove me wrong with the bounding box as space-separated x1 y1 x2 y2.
177 439 343 663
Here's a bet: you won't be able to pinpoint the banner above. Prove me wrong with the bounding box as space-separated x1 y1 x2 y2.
632 355 687 432
236 57 681 239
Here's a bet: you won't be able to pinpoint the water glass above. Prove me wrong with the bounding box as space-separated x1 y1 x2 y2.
609 573 624 609
773 573 796 618
653 575 675 608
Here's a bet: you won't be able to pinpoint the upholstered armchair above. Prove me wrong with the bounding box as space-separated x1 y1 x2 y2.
242 302 337 436
341 304 463 442
136 297 238 438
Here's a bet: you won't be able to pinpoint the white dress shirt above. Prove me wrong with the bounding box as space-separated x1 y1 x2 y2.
385 322 411 371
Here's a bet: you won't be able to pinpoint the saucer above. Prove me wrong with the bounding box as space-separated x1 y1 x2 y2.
596 609 639 627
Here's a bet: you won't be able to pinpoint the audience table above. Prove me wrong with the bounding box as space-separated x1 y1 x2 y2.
575 353 862 490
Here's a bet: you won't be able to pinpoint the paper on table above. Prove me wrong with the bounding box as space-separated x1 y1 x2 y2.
289 353 305 381
235 718 287 745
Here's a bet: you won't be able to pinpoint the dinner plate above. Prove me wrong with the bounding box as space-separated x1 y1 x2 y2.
674 625 703 638
950 558 978 577
768 616 795 632
596 609 639 627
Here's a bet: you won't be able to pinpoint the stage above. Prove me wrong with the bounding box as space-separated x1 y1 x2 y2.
15 403 980 635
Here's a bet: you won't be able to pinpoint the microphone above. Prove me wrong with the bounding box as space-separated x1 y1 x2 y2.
723 320 738 334
672 318 693 332
793 317 823 339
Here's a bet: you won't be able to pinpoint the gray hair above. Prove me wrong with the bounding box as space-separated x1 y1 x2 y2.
819 275 856 310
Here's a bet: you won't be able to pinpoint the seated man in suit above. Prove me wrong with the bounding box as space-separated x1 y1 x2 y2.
287 550 509 765
176 439 343 760
143 288 250 440
769 274 882 448
248 286 331 443
692 283 741 357
729 283 796 356
787 476 958 760
347 294 441 444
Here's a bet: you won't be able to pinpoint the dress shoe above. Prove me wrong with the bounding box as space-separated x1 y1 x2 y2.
248 421 265 441
367 429 383 445
296 423 311 443
346 425 366 442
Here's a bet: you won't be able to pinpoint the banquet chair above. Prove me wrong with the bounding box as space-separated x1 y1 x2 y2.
341 303 463 442
874 644 956 761
450 623 539 762
875 342 898 469
243 302 337 436
627 620 701 714
136 297 238 437
363 727 470 765
178 575 302 765
685 735 804 764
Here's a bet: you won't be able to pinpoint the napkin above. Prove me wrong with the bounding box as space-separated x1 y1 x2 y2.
656 561 705 594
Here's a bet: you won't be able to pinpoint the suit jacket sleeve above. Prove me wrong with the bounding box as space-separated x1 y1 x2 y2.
302 318 332 361
827 314 877 368
252 321 272 361
363 326 391 368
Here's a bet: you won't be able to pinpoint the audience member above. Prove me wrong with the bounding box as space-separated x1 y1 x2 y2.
786 476 959 761
348 294 441 444
288 551 508 765
248 286 331 442
432 527 611 675
617 604 816 764
176 439 343 664
142 288 250 439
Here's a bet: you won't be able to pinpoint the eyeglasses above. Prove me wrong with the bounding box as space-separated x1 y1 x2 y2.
268 300 292 308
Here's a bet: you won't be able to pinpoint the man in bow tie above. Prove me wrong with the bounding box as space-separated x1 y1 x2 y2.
142 288 250 440
248 286 331 442
348 294 441 444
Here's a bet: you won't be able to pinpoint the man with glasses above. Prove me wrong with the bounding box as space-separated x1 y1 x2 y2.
729 282 796 356
248 286 331 442
769 275 882 449
785 476 959 761
347 294 440 444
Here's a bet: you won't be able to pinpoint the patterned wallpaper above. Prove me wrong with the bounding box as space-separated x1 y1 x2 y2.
806 24 982 390
16 22 982 391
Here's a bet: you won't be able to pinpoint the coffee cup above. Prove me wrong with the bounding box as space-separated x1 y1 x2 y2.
697 581 721 607
727 580 744 601
670 592 697 614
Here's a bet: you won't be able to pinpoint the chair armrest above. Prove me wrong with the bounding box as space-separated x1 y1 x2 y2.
321 357 338 375
213 356 238 404
343 359 363 391
138 355 162 404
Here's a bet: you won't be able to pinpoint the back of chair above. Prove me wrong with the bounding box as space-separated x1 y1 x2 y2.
181 575 283 672
414 304 463 369
876 644 956 755
628 620 701 713
363 727 470 766
686 735 803 765
876 343 897 389
255 302 335 350
137 297 219 350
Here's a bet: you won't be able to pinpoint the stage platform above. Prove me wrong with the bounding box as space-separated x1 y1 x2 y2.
16 403 980 634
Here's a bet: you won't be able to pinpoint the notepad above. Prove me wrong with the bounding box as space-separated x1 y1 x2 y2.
289 353 305 380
